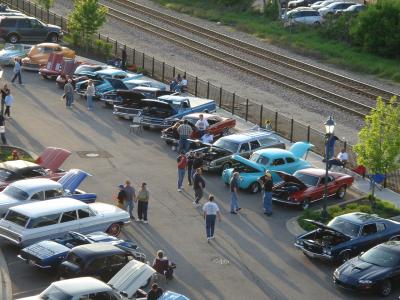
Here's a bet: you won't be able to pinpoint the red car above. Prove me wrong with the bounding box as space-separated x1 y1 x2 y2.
272 168 354 210
39 53 81 81
161 113 236 145
0 147 71 191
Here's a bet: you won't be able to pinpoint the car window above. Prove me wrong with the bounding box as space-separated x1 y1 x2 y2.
258 137 277 147
109 254 127 267
286 157 295 163
22 168 46 177
249 140 261 150
87 257 106 272
1 19 16 27
376 223 386 232
45 189 63 199
361 223 378 236
30 19 42 28
271 158 285 166
17 19 31 28
239 143 250 153
3 186 29 200
4 210 29 227
79 292 117 300
30 192 43 200
0 169 15 181
328 217 360 238
78 208 95 219
43 46 56 53
28 213 60 228
319 176 333 185
213 139 239 153
60 210 77 223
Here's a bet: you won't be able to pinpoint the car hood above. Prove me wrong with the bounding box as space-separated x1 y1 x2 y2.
231 155 265 173
141 99 173 110
108 260 156 298
57 169 91 193
337 257 391 280
302 219 351 238
21 240 70 260
36 147 71 172
275 171 307 189
289 142 313 159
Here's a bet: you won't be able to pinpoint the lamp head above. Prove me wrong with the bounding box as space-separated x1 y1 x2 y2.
324 116 335 135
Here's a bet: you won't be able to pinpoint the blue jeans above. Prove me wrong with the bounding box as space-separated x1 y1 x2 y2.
205 214 216 238
66 94 73 107
178 137 189 153
178 168 185 189
263 192 272 214
230 192 239 212
87 95 93 110
124 200 134 218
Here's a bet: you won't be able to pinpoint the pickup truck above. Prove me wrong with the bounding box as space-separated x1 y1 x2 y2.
116 95 216 129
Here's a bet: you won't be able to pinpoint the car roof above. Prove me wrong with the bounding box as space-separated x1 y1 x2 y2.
71 243 126 257
158 95 189 102
337 212 384 224
95 68 126 75
0 15 35 20
0 160 39 172
132 86 160 92
10 198 87 217
256 148 293 158
9 178 61 191
297 168 333 177
291 7 317 11
219 131 277 143
53 277 111 296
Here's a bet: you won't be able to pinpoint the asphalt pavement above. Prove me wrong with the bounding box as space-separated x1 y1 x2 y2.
0 69 393 300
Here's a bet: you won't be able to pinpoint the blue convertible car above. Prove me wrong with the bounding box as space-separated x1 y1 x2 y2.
222 142 313 193
18 231 145 269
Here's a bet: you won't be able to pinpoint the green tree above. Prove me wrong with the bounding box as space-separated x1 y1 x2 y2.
67 0 107 50
36 0 54 10
353 96 400 201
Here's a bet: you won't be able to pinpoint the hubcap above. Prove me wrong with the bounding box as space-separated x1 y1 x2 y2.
382 281 391 296
338 187 346 198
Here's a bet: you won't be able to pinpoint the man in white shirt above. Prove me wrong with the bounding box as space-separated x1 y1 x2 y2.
195 114 209 137
328 148 348 170
203 195 221 242
201 133 213 144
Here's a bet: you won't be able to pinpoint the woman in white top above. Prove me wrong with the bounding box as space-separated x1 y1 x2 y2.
86 80 95 111
203 194 221 242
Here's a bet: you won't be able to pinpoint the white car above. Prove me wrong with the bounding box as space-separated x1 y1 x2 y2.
310 0 338 10
284 8 323 26
318 1 356 16
0 198 130 247
17 260 156 300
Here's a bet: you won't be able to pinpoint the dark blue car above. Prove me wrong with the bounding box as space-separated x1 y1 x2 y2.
333 241 400 296
295 212 400 263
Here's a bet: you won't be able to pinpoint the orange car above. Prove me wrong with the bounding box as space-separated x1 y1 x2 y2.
21 43 75 71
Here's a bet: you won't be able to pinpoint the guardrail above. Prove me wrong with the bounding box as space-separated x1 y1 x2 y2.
2 0 399 192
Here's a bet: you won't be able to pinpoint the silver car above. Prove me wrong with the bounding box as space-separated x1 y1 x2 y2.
284 8 323 26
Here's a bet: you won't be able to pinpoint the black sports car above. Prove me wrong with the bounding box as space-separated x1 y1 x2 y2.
333 241 400 296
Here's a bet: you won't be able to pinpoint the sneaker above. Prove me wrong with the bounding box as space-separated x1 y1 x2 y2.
236 207 242 212
210 236 215 239
230 211 237 214
207 237 210 242
130 216 135 220
143 220 148 224
136 219 142 222
193 201 200 207
178 188 182 192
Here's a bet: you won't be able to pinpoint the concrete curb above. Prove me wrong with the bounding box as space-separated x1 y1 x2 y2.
0 248 12 300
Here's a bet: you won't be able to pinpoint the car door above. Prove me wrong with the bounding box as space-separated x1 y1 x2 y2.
85 257 108 279
358 223 381 252
29 191 44 202
29 19 48 41
26 213 62 244
16 19 32 41
77 207 109 234
59 210 81 232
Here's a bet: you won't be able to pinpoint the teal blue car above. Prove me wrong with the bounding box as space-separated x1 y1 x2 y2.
0 43 32 66
222 142 313 193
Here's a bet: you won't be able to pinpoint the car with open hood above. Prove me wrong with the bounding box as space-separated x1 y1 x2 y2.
0 198 130 247
19 231 145 269
222 142 312 193
0 146 71 191
333 241 400 297
295 212 400 264
0 168 96 216
272 168 354 209
0 43 32 65
16 260 156 300
194 130 285 172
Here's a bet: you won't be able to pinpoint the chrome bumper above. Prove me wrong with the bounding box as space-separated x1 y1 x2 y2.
272 197 301 206
17 255 52 269
294 243 334 261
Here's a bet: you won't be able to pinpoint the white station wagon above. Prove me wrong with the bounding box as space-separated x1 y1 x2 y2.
0 198 130 247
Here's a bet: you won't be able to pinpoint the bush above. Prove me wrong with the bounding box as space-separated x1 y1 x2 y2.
93 39 113 58
264 0 279 20
318 14 354 43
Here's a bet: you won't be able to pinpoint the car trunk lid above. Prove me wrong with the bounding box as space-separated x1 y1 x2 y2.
57 169 91 193
35 147 71 172
289 142 313 159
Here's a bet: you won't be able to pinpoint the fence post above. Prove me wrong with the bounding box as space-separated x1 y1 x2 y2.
195 77 198 97
34 3 37 17
245 99 249 122
172 67 175 78
274 111 278 131
290 118 294 143
22 1 24 13
47 9 49 23
307 125 310 143
115 41 118 56
161 62 165 82
151 57 155 77
28 1 30 14
142 53 145 69
106 36 109 43
231 93 235 115
40 7 42 20
207 82 210 99
344 140 347 151
219 87 222 108
133 49 136 65
60 17 63 31
259 105 263 127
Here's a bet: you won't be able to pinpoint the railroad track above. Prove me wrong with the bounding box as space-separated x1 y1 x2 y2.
107 0 398 104
104 3 373 117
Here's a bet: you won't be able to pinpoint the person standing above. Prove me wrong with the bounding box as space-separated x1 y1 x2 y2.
116 184 127 209
11 58 22 84
181 74 188 93
203 195 221 242
260 172 273 216
137 182 149 223
1 84 10 115
147 283 163 300
121 48 127 70
124 180 136 219
177 152 187 192
192 152 203 180
229 172 241 214
4 91 13 119
0 114 7 145
63 79 74 108
187 151 194 186
85 79 95 111
177 119 192 153
195 114 209 137
193 168 205 207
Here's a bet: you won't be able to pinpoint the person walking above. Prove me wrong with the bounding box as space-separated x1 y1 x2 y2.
203 195 221 242
0 114 7 145
124 180 136 219
11 58 22 84
230 172 241 214
137 182 149 223
63 79 74 108
192 152 203 180
193 168 205 207
4 91 13 119
116 184 127 209
187 151 194 186
260 172 273 216
195 114 209 137
85 79 95 111
177 152 187 192
1 84 10 115
177 119 192 153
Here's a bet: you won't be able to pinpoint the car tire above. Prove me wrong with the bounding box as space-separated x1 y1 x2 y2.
221 162 231 171
336 186 347 199
301 198 311 210
107 223 122 236
337 250 351 264
8 33 19 44
249 182 261 194
48 33 59 43
379 279 392 297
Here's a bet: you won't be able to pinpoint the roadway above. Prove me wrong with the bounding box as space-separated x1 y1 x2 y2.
0 69 387 299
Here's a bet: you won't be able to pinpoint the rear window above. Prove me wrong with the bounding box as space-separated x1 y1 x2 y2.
0 18 17 27
305 11 320 16
3 186 29 200
5 210 29 227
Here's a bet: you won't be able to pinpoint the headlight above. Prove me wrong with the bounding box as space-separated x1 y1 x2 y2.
358 279 373 285
239 176 244 182
323 248 331 255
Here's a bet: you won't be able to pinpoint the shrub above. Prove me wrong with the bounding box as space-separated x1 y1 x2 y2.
93 39 113 58
318 14 354 43
264 0 280 20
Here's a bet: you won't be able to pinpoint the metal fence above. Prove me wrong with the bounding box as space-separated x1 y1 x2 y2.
3 0 400 192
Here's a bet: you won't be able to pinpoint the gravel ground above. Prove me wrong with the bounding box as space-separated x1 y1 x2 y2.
51 0 400 144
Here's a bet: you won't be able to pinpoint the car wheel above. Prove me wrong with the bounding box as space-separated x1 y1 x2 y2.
8 34 19 44
336 186 347 199
389 235 400 241
222 162 231 171
48 33 59 43
338 250 351 264
249 182 261 194
107 223 122 236
379 279 392 297
301 198 311 210
222 128 230 136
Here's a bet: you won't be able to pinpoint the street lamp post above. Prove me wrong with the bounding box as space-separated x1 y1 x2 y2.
322 116 335 221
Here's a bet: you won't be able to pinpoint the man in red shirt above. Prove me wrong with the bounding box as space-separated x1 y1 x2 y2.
177 152 187 192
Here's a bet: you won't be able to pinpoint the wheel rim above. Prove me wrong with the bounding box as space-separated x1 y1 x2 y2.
338 187 346 198
107 223 121 236
381 280 391 296
10 36 18 43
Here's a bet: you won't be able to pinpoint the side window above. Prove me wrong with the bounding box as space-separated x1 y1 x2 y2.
1 19 17 27
29 213 60 228
259 137 275 147
256 156 269 166
109 254 127 267
250 140 261 150
271 158 285 166
286 157 295 163
87 257 106 272
320 176 333 185
239 143 250 153
30 192 44 200
78 208 94 219
376 223 386 232
30 19 42 28
361 224 378 236
45 189 63 199
60 210 77 223
17 19 31 28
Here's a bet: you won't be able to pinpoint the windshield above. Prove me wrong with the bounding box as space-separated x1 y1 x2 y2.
327 217 360 238
5 210 29 227
183 117 199 126
360 246 400 267
294 172 319 186
3 186 29 200
66 252 84 268
213 139 239 153
40 285 72 300
250 153 269 165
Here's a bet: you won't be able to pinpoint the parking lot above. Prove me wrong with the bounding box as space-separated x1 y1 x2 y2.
0 68 389 300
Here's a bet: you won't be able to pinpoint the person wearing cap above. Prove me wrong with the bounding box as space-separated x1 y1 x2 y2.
116 184 127 209
195 114 209 137
229 172 241 214
260 171 273 216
